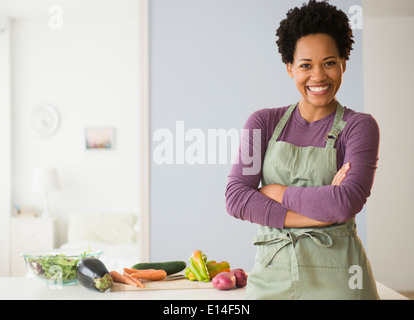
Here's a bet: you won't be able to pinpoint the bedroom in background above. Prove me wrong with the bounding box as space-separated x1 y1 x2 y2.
0 0 144 277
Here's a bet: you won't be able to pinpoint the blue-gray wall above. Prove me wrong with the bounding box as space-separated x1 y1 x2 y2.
150 0 364 270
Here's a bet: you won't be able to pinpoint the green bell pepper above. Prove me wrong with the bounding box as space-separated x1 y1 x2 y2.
184 250 210 282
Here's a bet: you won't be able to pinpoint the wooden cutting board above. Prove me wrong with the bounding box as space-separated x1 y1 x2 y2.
110 278 214 292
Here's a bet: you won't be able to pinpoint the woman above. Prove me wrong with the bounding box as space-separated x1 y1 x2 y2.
225 0 380 300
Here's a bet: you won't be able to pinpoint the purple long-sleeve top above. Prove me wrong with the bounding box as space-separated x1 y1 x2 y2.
225 104 380 229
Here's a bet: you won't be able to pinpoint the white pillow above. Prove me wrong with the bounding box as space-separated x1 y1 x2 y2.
67 212 138 244
59 241 141 272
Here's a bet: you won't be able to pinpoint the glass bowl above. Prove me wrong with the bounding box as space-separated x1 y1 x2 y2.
21 249 103 286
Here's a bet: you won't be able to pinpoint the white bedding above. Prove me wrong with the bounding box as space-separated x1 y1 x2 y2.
59 212 141 273
59 241 140 273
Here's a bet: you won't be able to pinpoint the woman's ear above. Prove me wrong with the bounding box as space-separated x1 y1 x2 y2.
286 63 294 78
342 60 347 73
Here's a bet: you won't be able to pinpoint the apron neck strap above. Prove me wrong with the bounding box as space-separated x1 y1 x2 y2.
270 102 347 149
270 103 297 141
325 102 347 149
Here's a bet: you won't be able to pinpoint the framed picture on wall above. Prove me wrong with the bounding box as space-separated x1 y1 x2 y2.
85 127 115 150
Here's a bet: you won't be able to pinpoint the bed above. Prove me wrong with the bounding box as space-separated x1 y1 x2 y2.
58 212 141 273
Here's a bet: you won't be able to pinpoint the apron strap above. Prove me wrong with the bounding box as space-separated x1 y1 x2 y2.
269 103 297 142
325 102 347 149
270 102 347 148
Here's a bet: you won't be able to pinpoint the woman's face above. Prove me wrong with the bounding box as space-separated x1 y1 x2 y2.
287 33 346 111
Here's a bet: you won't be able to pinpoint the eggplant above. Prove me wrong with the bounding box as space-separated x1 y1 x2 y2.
76 258 113 292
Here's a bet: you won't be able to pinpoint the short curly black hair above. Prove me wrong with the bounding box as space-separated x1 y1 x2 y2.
276 0 354 64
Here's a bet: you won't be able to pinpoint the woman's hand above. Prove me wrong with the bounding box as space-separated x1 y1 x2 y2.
331 162 350 186
259 184 286 204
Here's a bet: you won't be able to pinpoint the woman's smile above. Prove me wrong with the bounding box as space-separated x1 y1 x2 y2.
306 84 332 95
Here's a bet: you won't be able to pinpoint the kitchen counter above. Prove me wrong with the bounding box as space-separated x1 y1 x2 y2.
0 277 408 300
0 277 245 300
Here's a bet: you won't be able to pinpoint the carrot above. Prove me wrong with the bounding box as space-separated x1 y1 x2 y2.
124 268 167 281
123 271 145 288
123 267 142 274
110 270 137 286
110 270 145 288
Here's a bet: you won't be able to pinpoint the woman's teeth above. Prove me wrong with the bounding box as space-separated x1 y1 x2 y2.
308 85 330 92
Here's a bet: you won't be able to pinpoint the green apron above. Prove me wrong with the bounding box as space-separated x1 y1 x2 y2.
246 102 379 300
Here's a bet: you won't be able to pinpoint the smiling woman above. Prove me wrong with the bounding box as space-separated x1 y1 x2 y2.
287 34 346 123
225 0 380 300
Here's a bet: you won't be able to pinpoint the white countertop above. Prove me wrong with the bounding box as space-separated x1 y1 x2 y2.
0 277 246 300
0 277 408 300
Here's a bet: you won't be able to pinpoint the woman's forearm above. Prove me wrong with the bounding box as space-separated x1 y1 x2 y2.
284 210 333 228
258 164 350 228
259 163 350 204
259 183 287 203
259 184 332 227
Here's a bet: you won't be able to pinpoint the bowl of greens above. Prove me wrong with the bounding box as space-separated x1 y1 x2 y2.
22 249 103 285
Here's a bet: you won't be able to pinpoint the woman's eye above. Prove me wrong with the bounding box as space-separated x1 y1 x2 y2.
300 64 311 69
325 61 336 66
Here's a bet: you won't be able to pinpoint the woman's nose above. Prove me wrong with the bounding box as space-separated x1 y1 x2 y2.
310 66 327 82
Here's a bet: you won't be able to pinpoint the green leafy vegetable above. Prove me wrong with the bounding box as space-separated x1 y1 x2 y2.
28 248 92 281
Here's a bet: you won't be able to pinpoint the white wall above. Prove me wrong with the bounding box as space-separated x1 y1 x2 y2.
10 16 141 246
0 18 11 277
363 3 414 290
